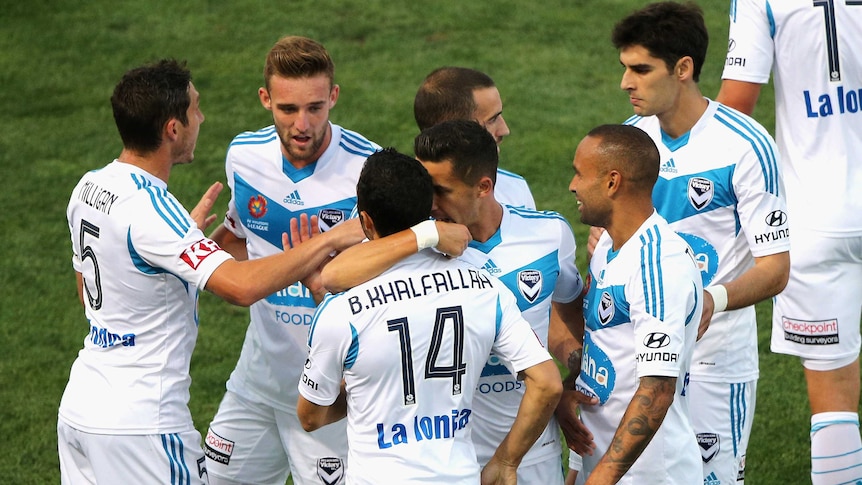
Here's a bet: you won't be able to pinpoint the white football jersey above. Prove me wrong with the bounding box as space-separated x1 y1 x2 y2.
626 99 789 382
495 168 535 209
458 205 584 467
299 251 552 485
575 211 702 484
60 161 233 434
722 0 862 235
222 123 379 412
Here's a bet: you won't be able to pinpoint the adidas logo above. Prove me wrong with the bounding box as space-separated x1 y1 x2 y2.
660 158 678 173
703 471 721 485
282 190 305 206
483 259 502 274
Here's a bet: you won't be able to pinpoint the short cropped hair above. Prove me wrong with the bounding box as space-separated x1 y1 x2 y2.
110 59 191 153
586 124 659 191
414 119 498 186
357 148 433 237
612 2 708 82
264 36 334 89
414 67 496 131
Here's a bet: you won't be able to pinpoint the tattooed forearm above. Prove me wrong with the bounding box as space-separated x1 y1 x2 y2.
585 376 676 484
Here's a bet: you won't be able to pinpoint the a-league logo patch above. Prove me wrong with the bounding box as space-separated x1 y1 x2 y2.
697 432 720 463
598 291 614 326
517 269 542 304
317 457 344 485
248 194 267 218
318 209 344 232
687 177 714 210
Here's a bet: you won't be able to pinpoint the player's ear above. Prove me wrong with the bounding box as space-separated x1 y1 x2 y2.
259 87 272 111
329 84 340 108
164 118 180 142
476 176 494 198
606 171 621 196
676 56 694 81
358 211 376 240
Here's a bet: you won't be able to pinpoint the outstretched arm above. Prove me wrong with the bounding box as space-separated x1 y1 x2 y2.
585 375 676 484
205 218 364 307
321 221 471 293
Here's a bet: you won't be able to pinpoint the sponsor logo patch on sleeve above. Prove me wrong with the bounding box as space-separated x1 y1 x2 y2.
181 239 222 269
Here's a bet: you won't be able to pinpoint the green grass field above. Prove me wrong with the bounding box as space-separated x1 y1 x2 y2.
0 0 827 483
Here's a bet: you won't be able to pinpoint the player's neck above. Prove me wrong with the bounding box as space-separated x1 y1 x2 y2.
607 202 654 251
469 201 503 243
657 87 707 140
117 148 171 183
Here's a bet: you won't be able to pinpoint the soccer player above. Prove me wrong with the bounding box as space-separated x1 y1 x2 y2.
296 147 563 485
202 36 380 485
570 124 702 484
608 3 791 484
58 59 364 485
321 119 587 484
718 2 862 483
414 66 535 209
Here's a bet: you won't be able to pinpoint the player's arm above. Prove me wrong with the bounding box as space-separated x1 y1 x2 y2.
209 223 248 261
550 299 598 457
716 79 763 116
481 359 563 485
702 251 789 330
296 383 347 432
205 219 364 306
584 375 676 484
75 272 84 307
320 220 471 293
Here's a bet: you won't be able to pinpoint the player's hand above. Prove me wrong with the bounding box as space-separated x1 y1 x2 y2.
190 182 223 231
698 289 715 341
480 456 518 485
434 221 471 257
288 213 320 248
586 226 604 261
557 376 597 457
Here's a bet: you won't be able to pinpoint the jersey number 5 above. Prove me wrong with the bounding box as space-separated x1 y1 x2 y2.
79 219 103 310
388 306 467 406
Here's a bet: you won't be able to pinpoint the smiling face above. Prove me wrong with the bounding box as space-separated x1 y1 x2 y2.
569 135 611 228
259 73 338 166
619 45 680 118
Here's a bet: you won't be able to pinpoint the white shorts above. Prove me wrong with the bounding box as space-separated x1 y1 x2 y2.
772 230 862 360
205 390 347 485
58 420 208 485
689 380 756 485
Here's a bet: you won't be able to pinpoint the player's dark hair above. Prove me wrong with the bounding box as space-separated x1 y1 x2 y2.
414 67 496 131
357 148 432 237
587 124 659 191
414 119 498 186
111 59 192 154
264 36 335 89
612 1 708 82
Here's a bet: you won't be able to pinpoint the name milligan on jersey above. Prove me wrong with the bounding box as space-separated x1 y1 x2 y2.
348 268 493 315
78 181 119 214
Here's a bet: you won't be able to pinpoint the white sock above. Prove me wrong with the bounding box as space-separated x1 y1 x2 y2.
810 412 862 485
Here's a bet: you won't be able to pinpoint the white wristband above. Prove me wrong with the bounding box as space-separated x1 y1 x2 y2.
568 450 583 471
705 284 728 313
410 220 439 251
